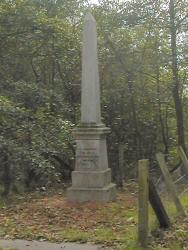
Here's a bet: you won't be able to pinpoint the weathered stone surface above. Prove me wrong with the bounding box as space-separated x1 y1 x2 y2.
74 127 110 172
67 127 116 202
67 13 116 202
71 169 111 188
81 13 101 125
67 183 116 202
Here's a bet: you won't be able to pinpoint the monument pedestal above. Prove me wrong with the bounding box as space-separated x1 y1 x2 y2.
67 126 116 202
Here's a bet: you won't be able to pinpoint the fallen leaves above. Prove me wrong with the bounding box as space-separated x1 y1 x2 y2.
0 184 188 249
0 186 137 246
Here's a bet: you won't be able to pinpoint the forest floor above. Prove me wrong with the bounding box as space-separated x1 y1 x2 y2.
0 182 188 250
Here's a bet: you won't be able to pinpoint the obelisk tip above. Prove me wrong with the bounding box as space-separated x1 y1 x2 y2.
84 12 95 22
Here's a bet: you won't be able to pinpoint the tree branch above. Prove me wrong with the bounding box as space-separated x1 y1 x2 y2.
176 13 188 29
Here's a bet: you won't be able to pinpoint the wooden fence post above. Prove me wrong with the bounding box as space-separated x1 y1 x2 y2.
138 159 149 249
156 153 185 216
178 146 188 175
149 179 170 228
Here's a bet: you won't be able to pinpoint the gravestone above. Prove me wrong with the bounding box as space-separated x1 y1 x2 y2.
67 13 116 202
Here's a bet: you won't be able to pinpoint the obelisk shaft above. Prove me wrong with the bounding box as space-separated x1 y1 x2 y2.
81 13 101 125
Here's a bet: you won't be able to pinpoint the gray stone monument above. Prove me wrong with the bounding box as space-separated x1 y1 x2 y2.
67 13 116 202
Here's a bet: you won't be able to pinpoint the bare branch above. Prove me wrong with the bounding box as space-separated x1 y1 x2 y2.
176 13 188 29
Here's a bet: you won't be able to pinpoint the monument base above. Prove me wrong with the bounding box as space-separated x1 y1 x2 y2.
71 169 112 188
67 126 116 203
67 183 116 202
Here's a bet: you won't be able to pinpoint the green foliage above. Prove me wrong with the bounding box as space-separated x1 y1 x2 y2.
0 87 75 193
0 0 188 191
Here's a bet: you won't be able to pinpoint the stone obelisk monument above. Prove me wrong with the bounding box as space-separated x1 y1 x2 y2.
67 13 116 202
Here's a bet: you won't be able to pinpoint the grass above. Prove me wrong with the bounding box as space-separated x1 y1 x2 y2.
149 191 188 250
180 190 188 206
0 185 138 248
57 229 91 242
0 184 188 249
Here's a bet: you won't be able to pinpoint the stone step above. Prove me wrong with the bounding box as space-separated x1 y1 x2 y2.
67 183 116 202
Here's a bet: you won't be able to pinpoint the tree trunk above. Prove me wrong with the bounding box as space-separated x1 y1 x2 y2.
169 0 186 153
2 154 13 197
117 144 124 188
155 44 169 154
128 74 142 159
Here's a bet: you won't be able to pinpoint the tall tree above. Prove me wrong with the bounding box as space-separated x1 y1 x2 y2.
169 0 186 152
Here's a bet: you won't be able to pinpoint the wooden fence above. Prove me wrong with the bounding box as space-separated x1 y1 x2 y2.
138 147 188 248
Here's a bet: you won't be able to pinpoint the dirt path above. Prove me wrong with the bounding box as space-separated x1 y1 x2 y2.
0 239 103 250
